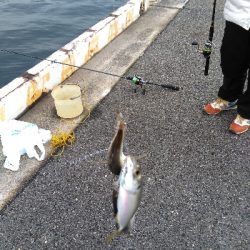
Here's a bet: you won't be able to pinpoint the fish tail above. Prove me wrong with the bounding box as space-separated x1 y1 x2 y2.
116 111 123 121
118 121 125 130
107 112 126 175
116 112 126 130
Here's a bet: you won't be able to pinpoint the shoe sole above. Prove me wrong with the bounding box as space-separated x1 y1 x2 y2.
204 105 237 115
229 129 248 134
229 126 249 135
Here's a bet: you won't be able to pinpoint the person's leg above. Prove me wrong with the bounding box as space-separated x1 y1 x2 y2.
228 22 250 134
229 70 250 134
237 70 250 119
218 74 246 102
204 21 249 115
219 21 249 101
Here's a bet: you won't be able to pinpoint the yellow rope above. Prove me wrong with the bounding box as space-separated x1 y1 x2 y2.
49 108 91 157
50 130 76 156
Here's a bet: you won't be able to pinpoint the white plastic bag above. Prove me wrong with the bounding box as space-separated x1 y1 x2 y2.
0 120 52 171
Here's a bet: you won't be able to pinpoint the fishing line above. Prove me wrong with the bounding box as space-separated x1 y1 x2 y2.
0 49 180 91
0 49 123 78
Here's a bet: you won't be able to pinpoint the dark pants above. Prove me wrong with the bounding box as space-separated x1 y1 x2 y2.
219 21 250 119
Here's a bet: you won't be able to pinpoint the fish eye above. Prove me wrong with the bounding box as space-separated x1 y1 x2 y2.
135 170 140 176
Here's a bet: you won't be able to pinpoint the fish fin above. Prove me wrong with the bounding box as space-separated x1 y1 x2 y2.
112 189 118 218
115 215 119 230
129 214 135 229
106 230 123 243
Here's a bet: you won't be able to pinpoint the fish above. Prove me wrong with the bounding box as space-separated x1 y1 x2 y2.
117 155 142 231
107 112 126 218
107 155 142 242
107 112 126 176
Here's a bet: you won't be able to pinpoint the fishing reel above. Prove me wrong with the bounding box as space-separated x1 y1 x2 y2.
192 40 214 59
192 40 216 76
127 75 146 94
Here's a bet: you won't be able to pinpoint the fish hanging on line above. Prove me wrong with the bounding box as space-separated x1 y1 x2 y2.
106 112 143 242
107 112 126 218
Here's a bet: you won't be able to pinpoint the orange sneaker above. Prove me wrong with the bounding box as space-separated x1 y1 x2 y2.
229 114 250 134
204 98 237 115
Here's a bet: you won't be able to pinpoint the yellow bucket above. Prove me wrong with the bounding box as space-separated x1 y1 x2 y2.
51 84 84 119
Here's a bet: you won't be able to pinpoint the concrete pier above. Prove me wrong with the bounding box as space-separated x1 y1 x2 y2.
0 0 249 249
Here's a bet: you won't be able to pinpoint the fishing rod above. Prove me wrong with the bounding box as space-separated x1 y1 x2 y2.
192 0 217 76
0 49 180 92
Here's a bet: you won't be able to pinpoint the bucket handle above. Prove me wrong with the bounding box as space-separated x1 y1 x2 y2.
61 83 85 101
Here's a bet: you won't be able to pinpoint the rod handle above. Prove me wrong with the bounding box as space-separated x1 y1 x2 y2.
204 56 210 76
161 84 180 91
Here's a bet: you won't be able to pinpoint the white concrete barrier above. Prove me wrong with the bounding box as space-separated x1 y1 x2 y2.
0 0 150 121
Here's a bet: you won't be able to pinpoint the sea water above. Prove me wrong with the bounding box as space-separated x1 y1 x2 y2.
0 0 127 87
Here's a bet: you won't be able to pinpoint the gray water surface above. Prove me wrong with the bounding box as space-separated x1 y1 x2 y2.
0 0 127 87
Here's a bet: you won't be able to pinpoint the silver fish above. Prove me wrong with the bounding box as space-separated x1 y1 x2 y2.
117 155 142 230
107 155 142 242
107 112 126 217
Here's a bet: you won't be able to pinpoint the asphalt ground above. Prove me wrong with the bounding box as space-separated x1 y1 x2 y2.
0 0 249 249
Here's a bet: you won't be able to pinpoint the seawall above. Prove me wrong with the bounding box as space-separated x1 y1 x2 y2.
0 0 150 121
